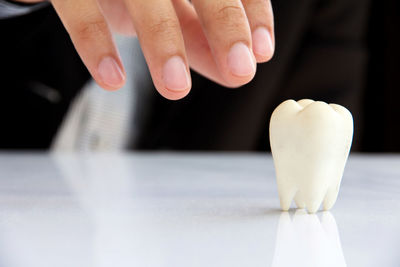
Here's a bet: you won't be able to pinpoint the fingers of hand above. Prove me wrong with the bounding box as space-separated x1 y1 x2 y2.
124 0 191 100
51 0 274 99
172 0 274 88
52 0 126 90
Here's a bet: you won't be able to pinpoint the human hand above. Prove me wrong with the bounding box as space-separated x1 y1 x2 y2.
15 0 275 100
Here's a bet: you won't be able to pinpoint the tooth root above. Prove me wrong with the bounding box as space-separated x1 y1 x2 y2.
294 192 305 209
306 201 322 214
278 188 297 211
323 186 340 211
305 191 326 214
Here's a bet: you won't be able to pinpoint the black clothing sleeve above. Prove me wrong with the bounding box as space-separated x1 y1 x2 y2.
0 0 49 19
0 6 89 149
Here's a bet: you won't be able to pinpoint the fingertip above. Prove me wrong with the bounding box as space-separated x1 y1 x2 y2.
162 56 191 92
158 87 191 100
254 50 274 63
222 62 257 88
150 55 192 100
99 81 126 91
96 56 126 90
226 42 256 77
252 27 274 63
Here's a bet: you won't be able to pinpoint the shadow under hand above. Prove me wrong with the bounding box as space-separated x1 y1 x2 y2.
272 210 346 267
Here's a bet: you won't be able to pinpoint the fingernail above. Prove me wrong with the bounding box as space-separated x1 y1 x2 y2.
252 27 274 58
162 56 191 92
98 56 125 87
227 42 255 77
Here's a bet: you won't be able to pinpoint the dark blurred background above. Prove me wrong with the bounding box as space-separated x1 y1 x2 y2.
0 0 399 152
364 0 400 152
133 0 400 152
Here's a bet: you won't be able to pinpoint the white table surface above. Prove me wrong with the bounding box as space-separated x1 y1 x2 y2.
0 153 399 267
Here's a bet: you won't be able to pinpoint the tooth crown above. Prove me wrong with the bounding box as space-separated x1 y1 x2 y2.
270 99 353 213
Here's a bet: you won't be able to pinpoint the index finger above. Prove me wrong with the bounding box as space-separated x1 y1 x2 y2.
123 0 191 100
52 0 126 90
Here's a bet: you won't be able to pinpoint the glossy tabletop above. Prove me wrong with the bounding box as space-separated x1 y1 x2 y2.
0 153 399 267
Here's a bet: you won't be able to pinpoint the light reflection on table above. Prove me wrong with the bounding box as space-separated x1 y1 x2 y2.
0 153 398 267
272 210 346 267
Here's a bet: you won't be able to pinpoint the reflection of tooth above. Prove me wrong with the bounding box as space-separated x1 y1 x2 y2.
270 99 353 213
272 211 347 267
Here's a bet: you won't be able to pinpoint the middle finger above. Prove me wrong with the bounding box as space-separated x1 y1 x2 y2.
191 0 256 87
124 0 191 100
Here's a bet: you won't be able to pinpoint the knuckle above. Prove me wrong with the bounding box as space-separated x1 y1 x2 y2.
214 3 246 23
147 16 180 36
74 18 108 40
209 2 248 37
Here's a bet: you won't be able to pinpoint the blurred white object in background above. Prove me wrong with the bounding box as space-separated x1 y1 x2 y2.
52 35 143 152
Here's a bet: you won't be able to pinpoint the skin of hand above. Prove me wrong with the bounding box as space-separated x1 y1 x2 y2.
15 0 275 100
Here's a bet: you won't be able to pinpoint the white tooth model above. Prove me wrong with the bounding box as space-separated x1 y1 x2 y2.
269 99 353 213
